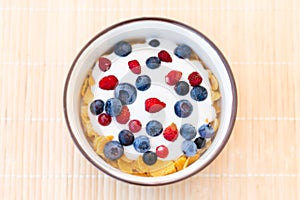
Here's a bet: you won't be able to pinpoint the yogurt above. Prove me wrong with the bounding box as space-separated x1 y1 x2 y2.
88 38 216 160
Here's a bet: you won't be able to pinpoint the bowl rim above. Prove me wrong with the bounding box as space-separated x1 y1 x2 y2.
63 17 238 186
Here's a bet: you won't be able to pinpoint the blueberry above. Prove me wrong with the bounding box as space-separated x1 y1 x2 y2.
133 136 150 153
105 98 122 117
198 124 215 138
174 44 192 59
148 39 160 47
146 120 163 137
143 151 157 165
180 123 197 140
146 56 161 69
194 137 206 149
174 81 189 96
118 129 134 146
104 141 124 160
90 99 104 115
174 100 193 118
114 83 137 105
114 41 132 57
181 140 197 157
135 75 151 91
190 86 208 101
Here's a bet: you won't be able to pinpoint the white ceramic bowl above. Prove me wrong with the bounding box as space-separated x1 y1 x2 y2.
63 18 237 185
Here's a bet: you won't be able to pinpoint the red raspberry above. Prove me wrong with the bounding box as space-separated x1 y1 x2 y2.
165 70 182 85
158 50 172 62
116 106 130 124
98 113 112 126
98 57 111 72
145 98 166 113
99 75 118 90
128 60 141 74
156 145 169 158
163 123 178 142
188 72 202 86
128 119 142 133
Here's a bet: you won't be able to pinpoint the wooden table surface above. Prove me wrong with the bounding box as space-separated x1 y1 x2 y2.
1 0 299 199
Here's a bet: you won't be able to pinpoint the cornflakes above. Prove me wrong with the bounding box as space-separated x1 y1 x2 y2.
79 40 223 177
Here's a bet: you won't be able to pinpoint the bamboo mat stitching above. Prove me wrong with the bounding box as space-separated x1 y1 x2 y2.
0 7 299 12
1 173 300 179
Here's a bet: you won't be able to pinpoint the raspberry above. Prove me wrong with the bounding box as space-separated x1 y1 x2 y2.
98 113 112 126
156 145 169 158
128 119 142 133
128 60 141 74
99 75 118 90
158 50 172 62
116 106 130 124
188 72 202 86
163 123 178 142
98 57 111 72
145 98 166 113
165 70 182 86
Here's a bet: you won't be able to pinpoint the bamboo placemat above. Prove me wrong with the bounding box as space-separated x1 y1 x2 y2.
1 0 300 199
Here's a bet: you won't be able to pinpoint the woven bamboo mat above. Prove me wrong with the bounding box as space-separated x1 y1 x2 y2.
1 0 300 199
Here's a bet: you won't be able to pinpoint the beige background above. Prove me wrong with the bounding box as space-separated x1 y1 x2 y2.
1 0 300 199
